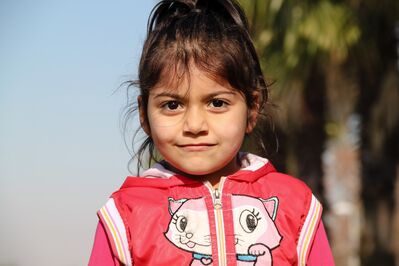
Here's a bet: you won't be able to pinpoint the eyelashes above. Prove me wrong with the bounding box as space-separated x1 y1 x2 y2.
161 100 182 111
171 213 179 224
172 214 188 232
159 98 230 113
208 98 229 108
251 208 261 220
239 208 262 233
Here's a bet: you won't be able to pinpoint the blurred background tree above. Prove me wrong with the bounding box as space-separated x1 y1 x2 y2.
239 0 399 265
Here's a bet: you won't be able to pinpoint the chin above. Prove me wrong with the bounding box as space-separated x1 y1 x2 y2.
177 163 219 177
182 167 215 176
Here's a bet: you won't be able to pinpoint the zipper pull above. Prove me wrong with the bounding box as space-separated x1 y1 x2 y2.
214 188 222 209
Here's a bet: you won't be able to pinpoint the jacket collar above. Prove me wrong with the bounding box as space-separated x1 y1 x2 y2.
228 153 276 182
120 153 276 189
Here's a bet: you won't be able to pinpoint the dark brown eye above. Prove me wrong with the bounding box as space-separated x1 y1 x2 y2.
210 99 225 108
165 101 180 110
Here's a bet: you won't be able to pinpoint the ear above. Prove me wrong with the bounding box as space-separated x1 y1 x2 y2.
261 196 279 221
168 197 187 215
246 91 260 133
137 95 151 135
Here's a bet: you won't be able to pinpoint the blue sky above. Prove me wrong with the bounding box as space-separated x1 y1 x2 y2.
0 1 154 265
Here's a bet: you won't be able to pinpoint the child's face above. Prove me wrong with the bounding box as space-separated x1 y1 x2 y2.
140 67 257 181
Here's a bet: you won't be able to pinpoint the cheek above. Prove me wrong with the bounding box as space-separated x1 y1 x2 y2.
150 127 179 163
147 114 178 144
147 102 185 129
214 114 247 140
151 129 173 149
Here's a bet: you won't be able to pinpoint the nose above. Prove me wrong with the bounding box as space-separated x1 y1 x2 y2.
183 106 208 135
186 232 193 239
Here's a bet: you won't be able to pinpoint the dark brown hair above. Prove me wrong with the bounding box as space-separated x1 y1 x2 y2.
125 0 272 172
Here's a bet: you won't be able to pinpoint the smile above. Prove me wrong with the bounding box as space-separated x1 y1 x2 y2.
176 143 216 151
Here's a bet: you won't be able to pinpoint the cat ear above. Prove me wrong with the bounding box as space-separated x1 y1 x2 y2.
168 197 187 215
261 197 279 221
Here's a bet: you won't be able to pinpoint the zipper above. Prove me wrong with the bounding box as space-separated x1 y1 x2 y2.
205 176 227 266
214 188 222 209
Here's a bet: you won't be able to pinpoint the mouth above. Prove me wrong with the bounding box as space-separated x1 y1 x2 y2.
176 143 216 151
184 241 196 248
180 238 211 248
179 236 211 248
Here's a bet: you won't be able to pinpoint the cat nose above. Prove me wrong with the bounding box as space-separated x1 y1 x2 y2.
186 233 193 239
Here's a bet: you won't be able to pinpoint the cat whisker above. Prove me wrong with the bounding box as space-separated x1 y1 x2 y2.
235 238 244 247
235 238 244 244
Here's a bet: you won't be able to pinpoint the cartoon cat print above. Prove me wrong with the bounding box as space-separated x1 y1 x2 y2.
232 195 281 265
164 195 281 266
164 197 213 265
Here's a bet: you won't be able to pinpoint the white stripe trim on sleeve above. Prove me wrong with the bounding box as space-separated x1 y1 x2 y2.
98 198 132 266
296 194 322 265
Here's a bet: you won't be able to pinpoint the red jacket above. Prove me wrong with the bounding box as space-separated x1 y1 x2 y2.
97 154 323 266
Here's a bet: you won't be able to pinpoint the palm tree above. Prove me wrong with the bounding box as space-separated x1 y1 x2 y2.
239 0 399 264
239 0 360 193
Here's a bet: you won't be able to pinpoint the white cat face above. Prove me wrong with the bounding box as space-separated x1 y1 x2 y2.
232 205 269 254
164 198 212 255
232 195 281 254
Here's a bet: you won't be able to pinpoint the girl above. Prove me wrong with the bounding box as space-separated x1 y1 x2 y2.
89 0 334 265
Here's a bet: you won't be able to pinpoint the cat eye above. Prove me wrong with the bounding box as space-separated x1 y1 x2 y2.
239 209 260 233
176 215 187 232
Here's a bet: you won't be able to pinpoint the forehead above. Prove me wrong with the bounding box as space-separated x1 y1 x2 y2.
150 65 236 95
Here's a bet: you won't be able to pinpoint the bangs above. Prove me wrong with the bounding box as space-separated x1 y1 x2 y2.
153 50 235 93
139 8 259 107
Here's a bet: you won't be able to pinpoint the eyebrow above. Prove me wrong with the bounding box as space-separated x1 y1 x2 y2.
152 90 237 100
206 91 237 98
152 92 184 100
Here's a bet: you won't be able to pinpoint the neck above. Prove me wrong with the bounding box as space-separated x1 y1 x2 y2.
163 155 241 187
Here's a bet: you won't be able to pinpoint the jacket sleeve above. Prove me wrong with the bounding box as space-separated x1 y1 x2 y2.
95 198 133 265
88 221 123 266
296 194 323 264
307 221 335 265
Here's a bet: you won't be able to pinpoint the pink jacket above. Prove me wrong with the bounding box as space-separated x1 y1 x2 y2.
89 153 334 265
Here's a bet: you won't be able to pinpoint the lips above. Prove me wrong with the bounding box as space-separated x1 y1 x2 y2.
177 143 216 151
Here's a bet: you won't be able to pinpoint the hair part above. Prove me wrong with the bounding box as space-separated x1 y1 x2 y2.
125 0 273 173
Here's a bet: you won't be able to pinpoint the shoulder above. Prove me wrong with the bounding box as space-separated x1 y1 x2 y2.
238 153 313 197
259 167 314 203
97 197 132 266
97 173 200 240
258 169 324 263
260 168 322 226
266 170 323 263
267 170 310 188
